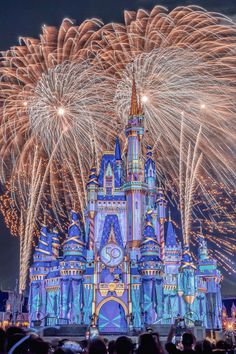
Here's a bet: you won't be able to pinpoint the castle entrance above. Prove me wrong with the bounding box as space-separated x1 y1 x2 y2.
97 299 128 334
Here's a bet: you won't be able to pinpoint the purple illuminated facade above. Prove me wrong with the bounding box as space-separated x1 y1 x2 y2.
29 80 222 333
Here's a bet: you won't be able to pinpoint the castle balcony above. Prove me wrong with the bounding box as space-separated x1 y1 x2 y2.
123 181 148 191
96 200 127 212
98 282 125 297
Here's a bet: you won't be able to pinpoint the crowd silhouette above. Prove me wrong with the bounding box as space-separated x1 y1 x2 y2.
0 325 235 354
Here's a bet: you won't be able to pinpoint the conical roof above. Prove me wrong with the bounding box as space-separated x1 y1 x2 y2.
166 212 178 247
140 211 161 261
34 225 51 257
115 137 122 160
63 210 85 260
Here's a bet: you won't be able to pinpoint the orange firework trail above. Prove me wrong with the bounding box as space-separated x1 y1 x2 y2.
0 6 235 291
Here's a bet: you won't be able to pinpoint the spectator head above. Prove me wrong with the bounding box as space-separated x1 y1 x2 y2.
165 342 179 354
202 339 212 354
5 326 25 338
138 333 159 354
116 336 133 354
216 340 226 350
6 333 31 354
0 328 6 353
29 337 50 354
152 332 163 353
88 337 107 354
195 341 203 353
108 340 116 354
182 332 194 349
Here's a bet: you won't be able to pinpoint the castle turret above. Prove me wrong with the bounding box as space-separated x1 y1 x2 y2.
60 210 86 323
231 302 236 318
44 228 61 323
48 227 60 259
145 146 157 209
87 160 98 251
115 137 123 188
163 213 182 322
197 233 222 329
138 211 163 324
156 187 167 259
180 247 197 306
165 211 182 273
124 75 146 247
198 234 209 261
29 225 52 322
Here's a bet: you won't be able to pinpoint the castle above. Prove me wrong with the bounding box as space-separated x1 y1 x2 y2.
29 78 222 333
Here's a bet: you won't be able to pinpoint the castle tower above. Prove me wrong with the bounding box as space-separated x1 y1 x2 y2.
115 137 123 187
179 247 197 315
156 186 167 259
48 227 60 258
124 75 146 247
145 145 157 209
231 302 236 319
163 212 183 322
60 210 86 324
164 211 182 272
138 210 163 325
29 225 52 322
87 160 98 252
197 234 222 329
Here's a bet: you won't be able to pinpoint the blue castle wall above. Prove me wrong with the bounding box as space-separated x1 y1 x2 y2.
29 81 222 332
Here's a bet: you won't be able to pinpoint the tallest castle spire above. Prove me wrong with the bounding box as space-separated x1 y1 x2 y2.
130 73 139 115
129 70 143 116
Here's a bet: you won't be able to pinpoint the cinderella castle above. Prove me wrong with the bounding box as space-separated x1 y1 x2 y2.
29 78 222 334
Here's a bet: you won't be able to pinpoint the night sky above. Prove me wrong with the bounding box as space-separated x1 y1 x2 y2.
0 0 236 295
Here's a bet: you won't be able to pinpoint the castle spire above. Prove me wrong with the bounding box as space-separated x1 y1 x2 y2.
166 211 178 247
63 210 85 259
115 137 122 161
34 225 51 258
130 71 139 116
139 210 161 260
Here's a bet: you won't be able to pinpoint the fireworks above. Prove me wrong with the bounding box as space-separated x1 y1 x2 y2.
0 19 117 291
0 6 236 291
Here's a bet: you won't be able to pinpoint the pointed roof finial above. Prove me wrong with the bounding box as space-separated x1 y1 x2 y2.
199 220 203 235
91 139 96 169
115 137 122 160
130 69 139 116
168 208 171 221
43 208 47 226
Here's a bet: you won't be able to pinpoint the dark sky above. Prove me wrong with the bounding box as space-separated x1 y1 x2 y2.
0 0 236 296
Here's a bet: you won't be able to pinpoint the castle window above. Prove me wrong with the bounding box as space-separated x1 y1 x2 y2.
105 162 113 195
135 201 138 209
106 176 113 195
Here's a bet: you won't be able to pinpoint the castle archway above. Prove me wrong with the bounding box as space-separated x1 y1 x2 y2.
96 297 128 334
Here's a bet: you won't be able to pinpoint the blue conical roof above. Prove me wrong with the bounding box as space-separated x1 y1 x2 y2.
87 164 98 186
166 213 177 247
181 246 196 270
115 137 122 160
48 227 60 258
63 210 85 260
198 234 209 261
140 211 161 261
34 225 51 257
